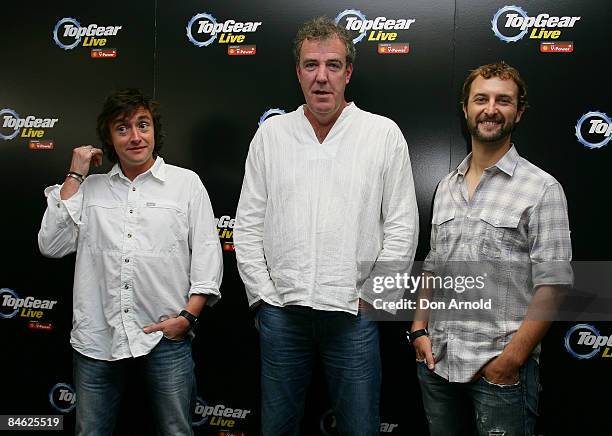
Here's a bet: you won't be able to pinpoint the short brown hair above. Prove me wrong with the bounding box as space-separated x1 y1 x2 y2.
96 89 164 164
461 61 528 111
293 16 355 65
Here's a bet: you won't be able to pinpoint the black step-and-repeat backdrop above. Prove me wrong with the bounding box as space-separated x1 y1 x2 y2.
1 1 610 434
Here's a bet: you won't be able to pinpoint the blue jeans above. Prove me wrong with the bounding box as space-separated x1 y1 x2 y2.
73 337 196 436
256 303 381 436
417 358 540 436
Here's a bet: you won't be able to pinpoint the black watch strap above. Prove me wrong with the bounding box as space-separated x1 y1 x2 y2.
179 310 198 330
406 328 428 343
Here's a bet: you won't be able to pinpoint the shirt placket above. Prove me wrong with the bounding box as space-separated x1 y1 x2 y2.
120 182 139 353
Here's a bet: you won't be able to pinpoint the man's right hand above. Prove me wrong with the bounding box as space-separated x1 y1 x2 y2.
60 145 103 200
69 145 103 177
413 334 435 370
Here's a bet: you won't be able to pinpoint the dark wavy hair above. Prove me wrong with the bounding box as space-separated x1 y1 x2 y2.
96 89 164 163
461 61 528 112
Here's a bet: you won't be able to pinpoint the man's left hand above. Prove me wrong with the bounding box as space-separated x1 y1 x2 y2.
143 316 190 340
478 355 520 385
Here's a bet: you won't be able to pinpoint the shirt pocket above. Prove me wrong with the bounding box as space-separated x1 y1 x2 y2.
136 202 187 254
84 202 124 252
431 208 456 259
479 212 521 259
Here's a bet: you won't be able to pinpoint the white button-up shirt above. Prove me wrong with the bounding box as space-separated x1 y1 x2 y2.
234 104 419 314
38 157 223 361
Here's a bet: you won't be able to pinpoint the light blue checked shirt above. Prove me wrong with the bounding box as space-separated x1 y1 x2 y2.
423 145 573 382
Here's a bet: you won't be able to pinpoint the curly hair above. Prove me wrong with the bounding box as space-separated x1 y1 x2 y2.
461 61 528 111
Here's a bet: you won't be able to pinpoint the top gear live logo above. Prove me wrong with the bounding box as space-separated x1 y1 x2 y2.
186 12 262 47
575 111 611 149
334 9 415 45
0 108 58 141
53 17 122 50
491 6 580 43
565 324 612 360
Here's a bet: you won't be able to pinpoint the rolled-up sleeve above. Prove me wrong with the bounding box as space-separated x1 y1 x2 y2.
188 183 223 305
529 182 573 288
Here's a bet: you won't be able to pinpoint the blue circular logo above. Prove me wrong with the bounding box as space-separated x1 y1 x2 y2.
0 288 19 318
186 13 218 47
53 17 82 50
491 5 529 43
0 109 21 141
49 383 76 413
335 9 368 44
575 111 611 149
564 324 602 360
258 108 286 126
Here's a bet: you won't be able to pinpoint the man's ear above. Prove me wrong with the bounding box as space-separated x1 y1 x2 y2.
345 63 353 85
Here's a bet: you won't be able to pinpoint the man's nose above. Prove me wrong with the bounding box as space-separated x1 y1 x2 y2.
315 65 328 82
484 99 498 115
129 127 142 142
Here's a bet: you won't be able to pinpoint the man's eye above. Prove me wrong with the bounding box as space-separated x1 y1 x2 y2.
474 97 486 103
138 122 150 130
117 126 127 133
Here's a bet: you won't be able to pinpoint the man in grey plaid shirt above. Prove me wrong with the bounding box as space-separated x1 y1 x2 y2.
410 62 573 435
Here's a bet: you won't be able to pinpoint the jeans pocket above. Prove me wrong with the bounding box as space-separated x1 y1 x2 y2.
481 375 521 389
162 334 187 343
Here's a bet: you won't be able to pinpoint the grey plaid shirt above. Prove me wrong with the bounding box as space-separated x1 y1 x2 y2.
422 145 573 382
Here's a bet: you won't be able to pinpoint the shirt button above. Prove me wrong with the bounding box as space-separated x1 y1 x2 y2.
467 214 471 218
124 258 129 263
127 233 132 238
124 308 129 313
124 284 129 289
129 209 133 214
56 203 61 208
132 187 136 192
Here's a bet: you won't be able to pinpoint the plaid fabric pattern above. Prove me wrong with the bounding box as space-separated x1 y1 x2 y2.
422 145 573 382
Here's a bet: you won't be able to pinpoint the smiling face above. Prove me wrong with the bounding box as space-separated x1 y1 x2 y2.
463 75 524 145
110 107 155 175
296 36 353 122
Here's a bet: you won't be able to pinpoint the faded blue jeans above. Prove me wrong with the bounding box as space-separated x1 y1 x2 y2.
417 357 540 436
256 303 381 436
73 337 196 436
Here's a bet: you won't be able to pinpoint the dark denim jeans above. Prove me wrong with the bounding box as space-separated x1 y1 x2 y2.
256 303 381 436
417 357 540 436
73 337 196 436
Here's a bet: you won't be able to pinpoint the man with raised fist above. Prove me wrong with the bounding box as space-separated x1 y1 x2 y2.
38 89 222 436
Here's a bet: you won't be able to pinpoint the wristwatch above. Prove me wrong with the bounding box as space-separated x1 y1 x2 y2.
406 328 428 344
178 310 199 331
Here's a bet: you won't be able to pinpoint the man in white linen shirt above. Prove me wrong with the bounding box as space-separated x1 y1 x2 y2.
38 89 223 436
234 17 418 435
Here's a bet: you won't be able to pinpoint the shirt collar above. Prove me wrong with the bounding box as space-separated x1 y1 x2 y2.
456 144 519 177
108 156 167 182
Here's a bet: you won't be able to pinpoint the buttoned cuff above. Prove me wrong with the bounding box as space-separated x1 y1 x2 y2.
44 184 84 226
